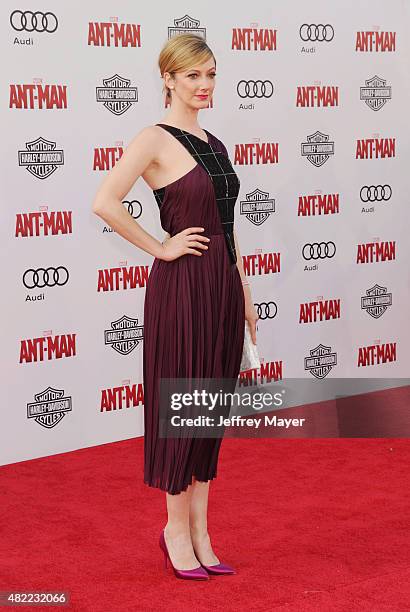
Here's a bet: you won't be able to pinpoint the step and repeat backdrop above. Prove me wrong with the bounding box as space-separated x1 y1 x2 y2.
2 1 410 464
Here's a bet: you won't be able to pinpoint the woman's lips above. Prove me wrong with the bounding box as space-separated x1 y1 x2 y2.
196 94 208 99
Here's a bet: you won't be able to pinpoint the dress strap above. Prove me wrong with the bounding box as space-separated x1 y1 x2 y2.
154 124 238 265
154 123 211 168
155 123 182 136
156 123 210 146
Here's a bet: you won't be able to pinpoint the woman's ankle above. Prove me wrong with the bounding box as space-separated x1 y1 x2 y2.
165 522 191 539
189 523 208 538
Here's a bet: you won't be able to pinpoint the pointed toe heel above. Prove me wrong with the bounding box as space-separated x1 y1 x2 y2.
201 562 236 575
159 530 209 581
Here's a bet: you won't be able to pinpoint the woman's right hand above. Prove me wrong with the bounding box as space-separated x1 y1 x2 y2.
159 227 210 261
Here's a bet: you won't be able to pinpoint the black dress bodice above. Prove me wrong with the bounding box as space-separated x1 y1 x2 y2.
152 123 240 265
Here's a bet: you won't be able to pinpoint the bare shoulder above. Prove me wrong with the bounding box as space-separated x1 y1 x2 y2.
127 125 159 154
132 124 181 163
92 125 165 205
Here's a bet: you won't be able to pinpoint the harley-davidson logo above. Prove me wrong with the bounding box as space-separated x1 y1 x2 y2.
301 131 334 167
104 315 144 355
360 75 391 111
18 137 64 179
240 188 275 225
304 343 337 378
96 74 138 115
361 284 392 318
27 386 72 429
168 14 206 38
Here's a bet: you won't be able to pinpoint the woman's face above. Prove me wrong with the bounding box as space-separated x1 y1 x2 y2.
167 58 216 107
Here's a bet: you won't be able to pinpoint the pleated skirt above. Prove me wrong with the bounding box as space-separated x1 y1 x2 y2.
143 232 245 495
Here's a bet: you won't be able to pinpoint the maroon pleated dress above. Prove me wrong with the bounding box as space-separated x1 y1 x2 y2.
143 123 245 495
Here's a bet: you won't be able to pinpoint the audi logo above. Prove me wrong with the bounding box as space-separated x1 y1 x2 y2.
237 80 274 99
10 10 58 33
302 242 336 260
23 266 69 289
255 301 277 320
360 185 392 203
299 24 334 42
123 199 142 220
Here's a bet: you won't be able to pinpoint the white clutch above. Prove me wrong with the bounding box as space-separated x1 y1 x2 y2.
240 321 261 372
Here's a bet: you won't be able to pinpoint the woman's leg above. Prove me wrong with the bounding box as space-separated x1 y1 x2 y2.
189 478 220 565
164 483 202 570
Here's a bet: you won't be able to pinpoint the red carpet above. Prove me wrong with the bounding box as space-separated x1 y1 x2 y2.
1 436 410 611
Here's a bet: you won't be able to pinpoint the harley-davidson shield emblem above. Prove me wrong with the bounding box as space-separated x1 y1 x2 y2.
301 131 334 167
304 343 337 379
361 284 392 319
104 315 144 355
18 137 64 179
96 74 138 115
27 386 72 429
360 75 391 111
240 188 275 226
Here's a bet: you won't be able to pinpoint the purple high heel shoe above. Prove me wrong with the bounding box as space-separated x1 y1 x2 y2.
200 562 237 576
194 536 236 576
191 533 237 575
159 530 209 580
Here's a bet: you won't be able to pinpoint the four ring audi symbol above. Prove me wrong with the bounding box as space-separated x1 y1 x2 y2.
123 199 143 220
255 301 277 320
302 242 336 260
360 185 392 203
300 24 334 42
23 266 69 289
237 80 274 99
10 10 58 33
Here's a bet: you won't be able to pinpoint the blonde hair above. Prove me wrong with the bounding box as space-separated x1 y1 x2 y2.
158 33 216 100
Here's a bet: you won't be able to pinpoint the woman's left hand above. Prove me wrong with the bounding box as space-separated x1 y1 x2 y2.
244 290 259 345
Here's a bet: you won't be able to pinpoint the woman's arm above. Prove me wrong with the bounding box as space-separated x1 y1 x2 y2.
92 127 165 259
92 128 209 261
234 230 259 344
233 229 247 283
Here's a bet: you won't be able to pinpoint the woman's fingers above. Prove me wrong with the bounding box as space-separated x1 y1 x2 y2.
246 317 258 345
187 240 208 250
162 228 211 260
187 234 210 243
181 226 206 236
250 320 257 345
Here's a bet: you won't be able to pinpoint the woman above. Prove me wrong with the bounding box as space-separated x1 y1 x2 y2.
92 33 258 580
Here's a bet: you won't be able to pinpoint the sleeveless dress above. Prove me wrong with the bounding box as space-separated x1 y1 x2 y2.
143 123 245 495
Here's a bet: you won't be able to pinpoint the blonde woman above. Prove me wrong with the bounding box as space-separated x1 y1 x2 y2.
93 33 258 580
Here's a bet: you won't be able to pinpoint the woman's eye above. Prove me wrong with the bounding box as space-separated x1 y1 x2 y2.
188 74 216 78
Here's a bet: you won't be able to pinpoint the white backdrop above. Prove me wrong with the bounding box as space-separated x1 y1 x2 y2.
2 1 410 465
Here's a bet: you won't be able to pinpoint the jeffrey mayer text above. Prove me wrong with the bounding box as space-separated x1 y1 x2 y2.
219 415 305 428
171 415 306 429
